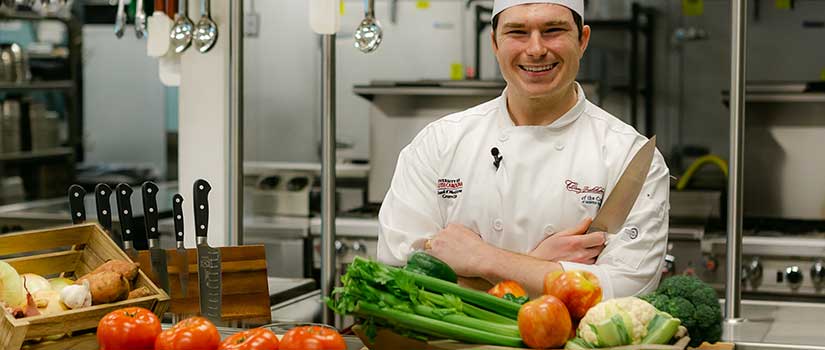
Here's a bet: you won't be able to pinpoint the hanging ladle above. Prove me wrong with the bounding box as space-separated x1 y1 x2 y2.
169 0 194 53
193 0 218 53
354 0 382 53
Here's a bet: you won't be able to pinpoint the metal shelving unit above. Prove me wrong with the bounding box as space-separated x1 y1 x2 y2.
0 11 83 201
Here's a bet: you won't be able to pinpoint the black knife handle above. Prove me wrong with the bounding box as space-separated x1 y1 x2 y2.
193 179 211 238
68 185 86 225
94 183 113 232
173 193 185 243
115 183 135 243
141 181 160 240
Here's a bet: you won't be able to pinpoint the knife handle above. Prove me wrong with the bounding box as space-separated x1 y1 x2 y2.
68 185 86 225
115 183 135 243
193 179 211 238
154 0 163 13
142 181 161 240
94 183 114 232
173 194 185 243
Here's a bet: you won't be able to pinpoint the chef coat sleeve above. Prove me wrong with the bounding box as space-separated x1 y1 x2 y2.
377 126 444 266
559 148 670 300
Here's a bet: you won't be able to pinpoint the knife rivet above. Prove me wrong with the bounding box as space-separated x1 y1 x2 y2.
149 208 155 213
74 192 79 197
151 227 156 232
100 190 105 195
200 225 205 229
121 190 126 195
199 185 204 190
178 232 183 236
200 205 205 210
148 188 153 193
126 229 131 234
124 209 129 214
176 198 181 203
102 210 108 215
76 212 81 217
177 215 182 220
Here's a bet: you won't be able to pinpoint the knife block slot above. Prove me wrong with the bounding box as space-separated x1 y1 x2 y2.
135 245 271 323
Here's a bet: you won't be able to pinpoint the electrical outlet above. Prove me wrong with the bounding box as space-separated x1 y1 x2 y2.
245 13 260 37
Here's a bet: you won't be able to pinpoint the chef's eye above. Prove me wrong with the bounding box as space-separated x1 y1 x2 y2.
506 30 527 35
544 28 564 33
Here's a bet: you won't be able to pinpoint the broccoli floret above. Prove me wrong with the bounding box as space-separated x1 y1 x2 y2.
650 275 723 347
640 293 670 311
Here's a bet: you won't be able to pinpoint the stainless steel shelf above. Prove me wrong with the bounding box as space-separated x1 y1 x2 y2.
353 86 504 100
0 147 74 164
0 81 75 92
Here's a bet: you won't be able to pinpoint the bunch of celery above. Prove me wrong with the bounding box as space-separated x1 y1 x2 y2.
327 256 524 347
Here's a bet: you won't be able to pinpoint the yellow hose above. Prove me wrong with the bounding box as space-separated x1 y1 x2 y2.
676 155 728 191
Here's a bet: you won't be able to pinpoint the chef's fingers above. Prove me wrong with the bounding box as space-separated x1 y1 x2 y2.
572 246 603 264
574 231 607 249
555 217 593 237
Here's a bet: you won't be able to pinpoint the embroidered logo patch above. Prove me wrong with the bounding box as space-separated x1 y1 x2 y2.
437 178 463 199
620 226 640 242
565 179 604 206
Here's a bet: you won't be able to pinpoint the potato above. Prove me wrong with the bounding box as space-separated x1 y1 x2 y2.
77 271 130 305
127 286 154 300
88 260 139 281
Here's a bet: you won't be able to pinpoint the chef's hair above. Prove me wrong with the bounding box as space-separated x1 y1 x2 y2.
492 9 584 41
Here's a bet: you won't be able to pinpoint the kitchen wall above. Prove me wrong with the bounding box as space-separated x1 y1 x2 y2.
243 0 825 176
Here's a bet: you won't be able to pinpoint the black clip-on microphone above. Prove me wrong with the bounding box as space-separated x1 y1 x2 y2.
491 147 503 170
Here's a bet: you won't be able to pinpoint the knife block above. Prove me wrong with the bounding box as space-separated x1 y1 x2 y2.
135 244 271 323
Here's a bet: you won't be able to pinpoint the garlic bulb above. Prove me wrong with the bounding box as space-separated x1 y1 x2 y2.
59 280 91 309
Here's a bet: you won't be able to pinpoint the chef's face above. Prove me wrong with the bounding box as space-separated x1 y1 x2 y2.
491 4 590 100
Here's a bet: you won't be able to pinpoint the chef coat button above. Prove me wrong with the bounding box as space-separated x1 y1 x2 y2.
543 224 556 235
498 134 509 142
493 219 504 231
554 142 565 151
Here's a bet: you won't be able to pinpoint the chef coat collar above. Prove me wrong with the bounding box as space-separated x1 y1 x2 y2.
497 82 587 130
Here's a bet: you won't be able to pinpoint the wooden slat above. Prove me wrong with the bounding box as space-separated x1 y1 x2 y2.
0 225 90 256
25 333 98 350
23 298 158 338
5 251 82 276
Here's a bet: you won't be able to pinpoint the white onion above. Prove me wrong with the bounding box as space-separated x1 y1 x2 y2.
0 261 25 308
21 273 51 295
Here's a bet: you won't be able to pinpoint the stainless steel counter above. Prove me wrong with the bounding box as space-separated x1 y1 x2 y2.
724 299 825 349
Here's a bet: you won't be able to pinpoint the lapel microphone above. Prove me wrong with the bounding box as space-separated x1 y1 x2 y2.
491 147 503 170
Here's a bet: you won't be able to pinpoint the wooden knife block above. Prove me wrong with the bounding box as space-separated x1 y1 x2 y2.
135 245 271 323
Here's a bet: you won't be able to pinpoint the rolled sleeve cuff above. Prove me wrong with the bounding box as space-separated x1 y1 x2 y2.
559 261 615 300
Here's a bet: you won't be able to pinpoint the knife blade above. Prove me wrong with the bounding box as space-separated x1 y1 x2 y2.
142 181 170 294
588 136 657 235
68 185 86 225
115 183 140 261
95 183 124 249
173 193 189 298
194 179 221 322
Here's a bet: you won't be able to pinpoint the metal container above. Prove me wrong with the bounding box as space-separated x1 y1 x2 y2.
0 43 29 82
1 99 22 153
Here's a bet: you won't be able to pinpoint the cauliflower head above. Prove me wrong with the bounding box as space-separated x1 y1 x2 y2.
578 297 658 346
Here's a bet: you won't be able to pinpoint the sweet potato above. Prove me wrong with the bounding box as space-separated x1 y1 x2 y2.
88 260 139 281
127 287 154 299
77 271 130 305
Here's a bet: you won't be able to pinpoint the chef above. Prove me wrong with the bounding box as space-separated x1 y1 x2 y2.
377 0 670 299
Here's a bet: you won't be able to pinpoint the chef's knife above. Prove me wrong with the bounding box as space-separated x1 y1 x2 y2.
95 183 123 249
68 185 86 225
173 193 189 297
588 136 657 235
116 183 140 261
194 179 221 322
142 181 170 294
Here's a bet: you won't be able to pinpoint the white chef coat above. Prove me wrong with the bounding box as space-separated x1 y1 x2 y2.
376 83 670 299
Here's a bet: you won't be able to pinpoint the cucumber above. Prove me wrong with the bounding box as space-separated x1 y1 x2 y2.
404 251 458 283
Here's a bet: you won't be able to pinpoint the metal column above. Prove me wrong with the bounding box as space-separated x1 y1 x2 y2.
320 34 337 326
228 0 244 246
725 0 747 322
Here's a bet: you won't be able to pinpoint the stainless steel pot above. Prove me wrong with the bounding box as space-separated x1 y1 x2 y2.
0 43 29 82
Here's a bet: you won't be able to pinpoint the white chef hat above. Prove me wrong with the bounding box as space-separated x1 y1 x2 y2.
492 0 584 21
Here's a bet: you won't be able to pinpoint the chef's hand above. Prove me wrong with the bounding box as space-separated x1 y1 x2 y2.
425 224 491 278
528 218 606 264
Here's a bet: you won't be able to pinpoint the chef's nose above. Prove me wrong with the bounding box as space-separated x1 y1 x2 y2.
526 32 547 57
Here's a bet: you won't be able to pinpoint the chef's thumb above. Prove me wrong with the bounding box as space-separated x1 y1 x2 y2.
556 217 593 237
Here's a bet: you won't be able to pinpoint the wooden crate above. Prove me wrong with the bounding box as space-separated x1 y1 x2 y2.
0 224 170 350
135 245 272 323
354 326 735 350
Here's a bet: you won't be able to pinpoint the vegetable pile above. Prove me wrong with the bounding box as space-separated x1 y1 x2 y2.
328 256 525 347
640 275 723 347
566 297 683 349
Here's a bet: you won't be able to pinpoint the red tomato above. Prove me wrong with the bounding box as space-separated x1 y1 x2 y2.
487 280 527 298
97 307 161 350
517 295 573 349
279 325 346 350
543 270 602 322
219 328 280 350
154 316 221 350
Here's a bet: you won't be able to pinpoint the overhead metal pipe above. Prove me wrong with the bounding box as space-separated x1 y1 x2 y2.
228 0 244 246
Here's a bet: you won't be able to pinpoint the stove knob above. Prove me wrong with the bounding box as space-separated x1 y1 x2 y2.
811 260 825 289
352 240 368 256
786 266 803 290
335 240 349 257
746 257 763 289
